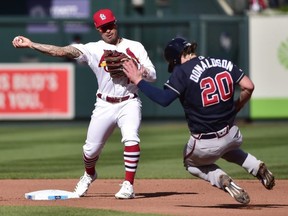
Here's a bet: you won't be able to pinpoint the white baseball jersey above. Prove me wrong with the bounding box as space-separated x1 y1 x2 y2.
71 38 156 158
72 38 156 98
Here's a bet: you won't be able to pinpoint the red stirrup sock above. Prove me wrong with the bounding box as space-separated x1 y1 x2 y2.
123 142 140 184
83 153 98 176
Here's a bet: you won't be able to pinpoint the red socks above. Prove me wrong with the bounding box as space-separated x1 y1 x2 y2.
123 143 140 184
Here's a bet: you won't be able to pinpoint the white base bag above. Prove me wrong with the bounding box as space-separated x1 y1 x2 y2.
25 189 79 200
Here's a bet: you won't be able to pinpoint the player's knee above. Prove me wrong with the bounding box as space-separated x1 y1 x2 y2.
83 141 102 158
183 158 192 170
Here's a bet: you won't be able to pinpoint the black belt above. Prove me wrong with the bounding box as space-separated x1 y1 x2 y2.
97 93 137 103
191 126 230 140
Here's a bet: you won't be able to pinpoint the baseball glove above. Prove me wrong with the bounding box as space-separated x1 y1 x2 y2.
103 50 130 78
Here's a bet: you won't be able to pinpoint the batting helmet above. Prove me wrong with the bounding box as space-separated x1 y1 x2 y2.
164 37 191 72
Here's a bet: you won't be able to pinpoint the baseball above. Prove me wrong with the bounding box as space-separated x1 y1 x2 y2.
14 36 23 43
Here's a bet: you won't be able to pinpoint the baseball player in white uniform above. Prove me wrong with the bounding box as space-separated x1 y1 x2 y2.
12 8 156 199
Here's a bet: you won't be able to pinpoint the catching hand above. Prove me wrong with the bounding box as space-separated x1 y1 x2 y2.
123 60 144 85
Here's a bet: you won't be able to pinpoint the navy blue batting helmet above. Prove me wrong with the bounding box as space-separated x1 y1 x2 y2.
164 37 191 72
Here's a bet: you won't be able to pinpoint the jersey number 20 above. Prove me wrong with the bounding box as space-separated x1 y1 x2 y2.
200 71 233 107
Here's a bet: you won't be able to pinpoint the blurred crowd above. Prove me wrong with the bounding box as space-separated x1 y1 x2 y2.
249 0 288 13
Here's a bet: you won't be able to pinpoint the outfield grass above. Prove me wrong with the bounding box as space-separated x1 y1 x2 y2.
0 120 287 216
0 120 287 179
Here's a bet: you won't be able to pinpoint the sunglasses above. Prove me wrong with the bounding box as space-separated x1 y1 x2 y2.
98 23 116 33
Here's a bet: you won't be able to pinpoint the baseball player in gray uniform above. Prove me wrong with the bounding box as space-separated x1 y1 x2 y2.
12 8 156 199
122 37 275 204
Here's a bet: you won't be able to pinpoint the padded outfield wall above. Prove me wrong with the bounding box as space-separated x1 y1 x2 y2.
249 15 288 119
0 15 249 120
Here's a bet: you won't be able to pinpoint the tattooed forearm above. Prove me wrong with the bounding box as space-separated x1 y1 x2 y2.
30 43 81 59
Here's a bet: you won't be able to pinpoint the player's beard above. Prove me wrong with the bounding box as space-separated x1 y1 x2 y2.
102 30 119 45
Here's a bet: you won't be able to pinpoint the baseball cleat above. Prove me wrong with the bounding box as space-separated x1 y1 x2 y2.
256 163 275 190
115 180 135 199
73 171 97 197
220 175 250 204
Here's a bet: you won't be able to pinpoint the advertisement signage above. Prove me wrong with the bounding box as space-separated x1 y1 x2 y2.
0 63 74 120
27 0 90 33
249 16 288 118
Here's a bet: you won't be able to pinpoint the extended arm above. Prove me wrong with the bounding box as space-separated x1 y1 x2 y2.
12 35 82 59
234 75 254 113
137 80 178 107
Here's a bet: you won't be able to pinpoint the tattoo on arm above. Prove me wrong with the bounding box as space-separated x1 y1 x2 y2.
31 43 82 59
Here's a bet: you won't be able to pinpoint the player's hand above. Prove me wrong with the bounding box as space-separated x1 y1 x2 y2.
12 36 32 48
123 59 143 85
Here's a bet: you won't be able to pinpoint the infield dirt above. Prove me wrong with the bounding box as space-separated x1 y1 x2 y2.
1 179 287 216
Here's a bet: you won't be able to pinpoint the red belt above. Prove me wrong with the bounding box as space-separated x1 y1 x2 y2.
97 93 137 103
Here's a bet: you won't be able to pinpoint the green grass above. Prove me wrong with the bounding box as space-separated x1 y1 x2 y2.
0 120 288 215
0 206 162 216
0 120 287 179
